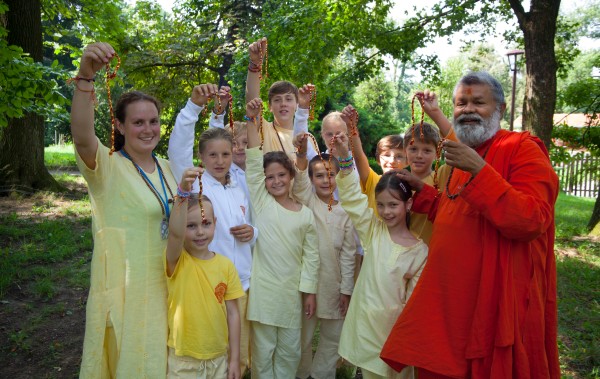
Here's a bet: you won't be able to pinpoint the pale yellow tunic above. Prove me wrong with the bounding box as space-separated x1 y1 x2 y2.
336 171 428 377
292 166 355 319
259 119 296 162
77 139 177 378
245 147 319 329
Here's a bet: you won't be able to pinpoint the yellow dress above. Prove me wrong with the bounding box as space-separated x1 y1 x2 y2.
76 139 177 378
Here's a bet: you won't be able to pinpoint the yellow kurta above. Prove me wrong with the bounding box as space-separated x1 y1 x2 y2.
77 139 177 378
336 170 428 377
245 147 319 329
292 166 355 319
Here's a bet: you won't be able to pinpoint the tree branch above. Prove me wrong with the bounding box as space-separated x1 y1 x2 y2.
130 60 219 73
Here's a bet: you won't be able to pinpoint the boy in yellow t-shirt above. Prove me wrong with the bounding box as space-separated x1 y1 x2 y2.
165 168 245 379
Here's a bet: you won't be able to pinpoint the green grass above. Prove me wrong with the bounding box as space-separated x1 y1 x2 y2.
45 144 77 168
0 175 598 378
554 192 600 378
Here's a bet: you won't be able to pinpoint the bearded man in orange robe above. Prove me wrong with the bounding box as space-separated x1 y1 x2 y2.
381 72 560 379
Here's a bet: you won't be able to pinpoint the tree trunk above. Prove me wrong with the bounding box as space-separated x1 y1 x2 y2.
508 0 561 151
0 0 63 192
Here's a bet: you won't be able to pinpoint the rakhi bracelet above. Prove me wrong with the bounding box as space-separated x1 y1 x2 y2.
177 185 191 198
243 115 253 121
340 161 354 170
338 155 353 163
248 61 261 72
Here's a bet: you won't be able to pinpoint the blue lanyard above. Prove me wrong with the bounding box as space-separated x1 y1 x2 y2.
120 150 171 219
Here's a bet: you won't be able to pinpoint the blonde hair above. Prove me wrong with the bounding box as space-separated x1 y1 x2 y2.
231 121 248 137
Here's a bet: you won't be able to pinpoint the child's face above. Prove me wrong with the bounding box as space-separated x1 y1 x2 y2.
405 140 436 177
200 139 233 184
376 189 412 230
269 92 297 124
264 162 292 200
310 162 338 201
320 119 347 155
184 203 216 252
232 132 248 168
378 148 407 173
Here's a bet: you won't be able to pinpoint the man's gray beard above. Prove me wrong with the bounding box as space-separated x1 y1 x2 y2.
453 110 502 148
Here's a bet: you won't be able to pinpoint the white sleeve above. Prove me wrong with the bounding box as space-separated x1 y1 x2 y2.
294 107 317 160
168 99 204 192
209 111 226 129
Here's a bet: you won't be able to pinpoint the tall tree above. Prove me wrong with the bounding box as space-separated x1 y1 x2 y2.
0 0 62 191
508 0 562 149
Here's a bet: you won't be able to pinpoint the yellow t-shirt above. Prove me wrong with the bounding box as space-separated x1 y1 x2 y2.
166 250 245 360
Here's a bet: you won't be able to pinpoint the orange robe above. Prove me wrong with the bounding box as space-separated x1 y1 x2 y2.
380 130 560 379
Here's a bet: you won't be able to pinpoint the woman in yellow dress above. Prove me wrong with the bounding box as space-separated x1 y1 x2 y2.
71 42 177 378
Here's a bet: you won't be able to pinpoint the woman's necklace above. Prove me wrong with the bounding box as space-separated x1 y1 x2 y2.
121 149 174 239
445 143 492 200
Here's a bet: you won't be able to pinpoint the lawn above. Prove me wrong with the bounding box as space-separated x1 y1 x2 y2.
0 150 598 378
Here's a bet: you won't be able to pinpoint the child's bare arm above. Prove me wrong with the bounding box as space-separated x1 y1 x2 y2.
166 167 202 276
416 90 453 138
225 299 241 379
340 105 370 184
293 133 309 171
245 98 263 149
245 38 266 103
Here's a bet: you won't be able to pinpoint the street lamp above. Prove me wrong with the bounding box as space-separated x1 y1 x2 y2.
506 49 525 131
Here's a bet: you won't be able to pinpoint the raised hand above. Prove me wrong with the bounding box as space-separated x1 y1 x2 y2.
415 90 441 117
339 104 357 126
216 86 232 114
245 98 262 119
293 133 309 156
331 132 350 159
298 84 314 109
78 42 115 78
248 37 267 66
179 167 203 193
191 84 219 107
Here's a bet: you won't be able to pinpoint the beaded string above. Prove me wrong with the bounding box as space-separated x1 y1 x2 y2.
305 133 334 211
258 39 269 81
197 164 208 224
308 85 317 121
432 139 445 191
254 103 264 150
107 53 121 155
228 93 235 140
346 108 359 159
409 93 425 146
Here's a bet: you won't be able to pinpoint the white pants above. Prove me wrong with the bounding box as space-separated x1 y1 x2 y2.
251 321 301 379
297 317 344 379
167 347 228 379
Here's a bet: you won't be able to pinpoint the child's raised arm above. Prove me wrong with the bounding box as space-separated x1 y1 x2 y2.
71 42 116 169
416 90 453 139
245 98 263 149
340 105 370 185
225 299 241 379
166 167 202 276
294 84 317 160
245 38 267 104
